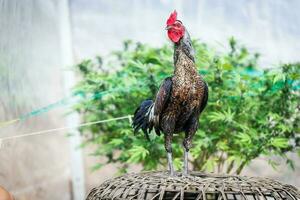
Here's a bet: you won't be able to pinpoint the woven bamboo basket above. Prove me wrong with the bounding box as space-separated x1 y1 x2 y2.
86 171 300 200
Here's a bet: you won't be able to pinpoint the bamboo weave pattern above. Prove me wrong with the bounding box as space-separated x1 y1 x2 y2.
86 171 300 200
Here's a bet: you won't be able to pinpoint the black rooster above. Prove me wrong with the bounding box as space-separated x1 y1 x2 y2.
132 11 208 176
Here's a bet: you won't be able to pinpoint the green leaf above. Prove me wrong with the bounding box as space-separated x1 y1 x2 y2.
108 139 124 147
222 63 233 70
208 108 234 123
173 158 183 170
271 138 289 148
203 158 216 172
91 163 104 171
273 73 285 83
268 159 279 170
237 133 251 144
286 159 295 170
127 146 149 163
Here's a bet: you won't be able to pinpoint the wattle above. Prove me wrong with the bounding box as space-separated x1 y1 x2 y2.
168 30 182 43
168 29 184 43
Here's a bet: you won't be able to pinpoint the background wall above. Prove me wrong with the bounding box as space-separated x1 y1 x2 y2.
70 0 300 66
0 0 80 199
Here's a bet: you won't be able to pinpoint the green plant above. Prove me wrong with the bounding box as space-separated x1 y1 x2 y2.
73 38 300 174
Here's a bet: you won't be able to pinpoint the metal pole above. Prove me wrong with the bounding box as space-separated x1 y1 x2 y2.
59 0 86 199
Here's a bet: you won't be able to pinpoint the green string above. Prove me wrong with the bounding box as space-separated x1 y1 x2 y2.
18 87 128 121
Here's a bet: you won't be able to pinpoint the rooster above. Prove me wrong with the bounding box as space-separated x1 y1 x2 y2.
132 10 208 176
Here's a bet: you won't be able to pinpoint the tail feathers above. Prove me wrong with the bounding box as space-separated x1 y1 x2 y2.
132 100 155 140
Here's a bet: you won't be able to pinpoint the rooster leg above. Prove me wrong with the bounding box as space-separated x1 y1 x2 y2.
164 133 174 176
183 135 195 175
183 149 189 175
167 152 174 176
183 118 198 175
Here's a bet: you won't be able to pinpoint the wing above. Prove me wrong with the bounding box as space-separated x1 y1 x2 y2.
154 77 172 116
199 81 208 113
151 77 172 135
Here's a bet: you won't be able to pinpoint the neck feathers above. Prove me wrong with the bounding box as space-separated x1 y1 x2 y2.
173 29 195 65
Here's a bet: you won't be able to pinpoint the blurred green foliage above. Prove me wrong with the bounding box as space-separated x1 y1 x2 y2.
73 38 300 174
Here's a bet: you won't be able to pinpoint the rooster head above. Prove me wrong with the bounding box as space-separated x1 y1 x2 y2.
166 10 185 43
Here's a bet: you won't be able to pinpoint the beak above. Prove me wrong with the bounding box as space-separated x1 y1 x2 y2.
165 25 172 30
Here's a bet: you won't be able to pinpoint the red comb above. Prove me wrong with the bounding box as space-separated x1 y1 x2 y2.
166 10 177 26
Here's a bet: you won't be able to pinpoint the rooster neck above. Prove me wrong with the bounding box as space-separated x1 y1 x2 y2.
173 29 197 79
173 29 195 65
174 52 197 80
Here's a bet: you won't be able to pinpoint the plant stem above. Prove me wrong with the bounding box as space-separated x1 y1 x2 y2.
236 161 247 175
226 160 235 174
